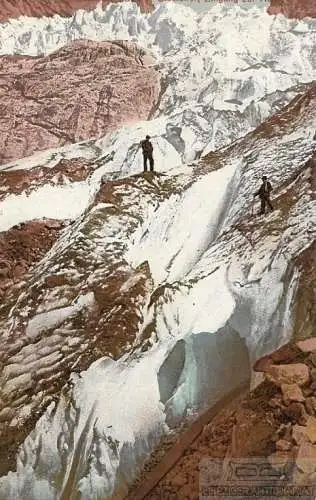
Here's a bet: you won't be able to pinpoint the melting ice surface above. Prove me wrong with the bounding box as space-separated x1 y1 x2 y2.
0 2 316 499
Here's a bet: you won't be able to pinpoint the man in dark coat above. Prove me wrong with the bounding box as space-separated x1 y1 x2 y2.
141 135 154 172
254 175 274 215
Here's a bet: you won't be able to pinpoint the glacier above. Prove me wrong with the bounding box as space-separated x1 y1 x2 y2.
0 1 315 233
0 2 315 499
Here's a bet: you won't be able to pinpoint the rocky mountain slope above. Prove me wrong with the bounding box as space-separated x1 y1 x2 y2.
268 0 316 19
0 39 159 164
0 0 153 23
0 219 65 302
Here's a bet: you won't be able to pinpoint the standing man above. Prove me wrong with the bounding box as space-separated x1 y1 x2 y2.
254 175 274 215
141 135 154 172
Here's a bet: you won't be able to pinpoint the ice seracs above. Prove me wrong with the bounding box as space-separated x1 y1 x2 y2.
0 1 315 173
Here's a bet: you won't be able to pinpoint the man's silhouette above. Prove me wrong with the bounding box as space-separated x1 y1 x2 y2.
254 175 274 215
141 135 154 172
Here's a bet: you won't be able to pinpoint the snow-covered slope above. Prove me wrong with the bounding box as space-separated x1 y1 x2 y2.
0 82 315 498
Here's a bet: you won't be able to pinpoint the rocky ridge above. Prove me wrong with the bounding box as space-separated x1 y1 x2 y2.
0 39 160 165
0 0 153 23
0 219 65 302
268 0 316 19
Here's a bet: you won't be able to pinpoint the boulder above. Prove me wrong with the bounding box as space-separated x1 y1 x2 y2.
305 397 316 416
270 343 298 363
265 363 310 387
0 407 14 422
296 338 316 353
281 383 305 404
292 417 316 444
253 355 273 372
253 344 298 372
231 408 275 457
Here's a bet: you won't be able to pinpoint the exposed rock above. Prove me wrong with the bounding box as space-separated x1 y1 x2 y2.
0 39 160 165
253 344 299 372
253 355 274 372
292 417 316 444
268 0 316 19
172 472 187 488
292 425 310 445
281 383 305 404
295 442 316 475
284 402 308 425
305 397 316 416
268 394 285 409
275 439 293 451
296 338 316 353
0 158 95 200
0 0 153 23
231 407 275 457
0 219 64 293
309 353 316 368
265 364 310 387
270 343 299 363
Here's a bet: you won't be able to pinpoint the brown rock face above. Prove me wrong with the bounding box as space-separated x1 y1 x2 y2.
0 39 160 165
268 0 316 19
0 157 95 200
296 338 316 353
0 0 153 23
0 219 65 299
292 418 316 444
265 363 310 387
232 407 275 457
281 383 305 404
